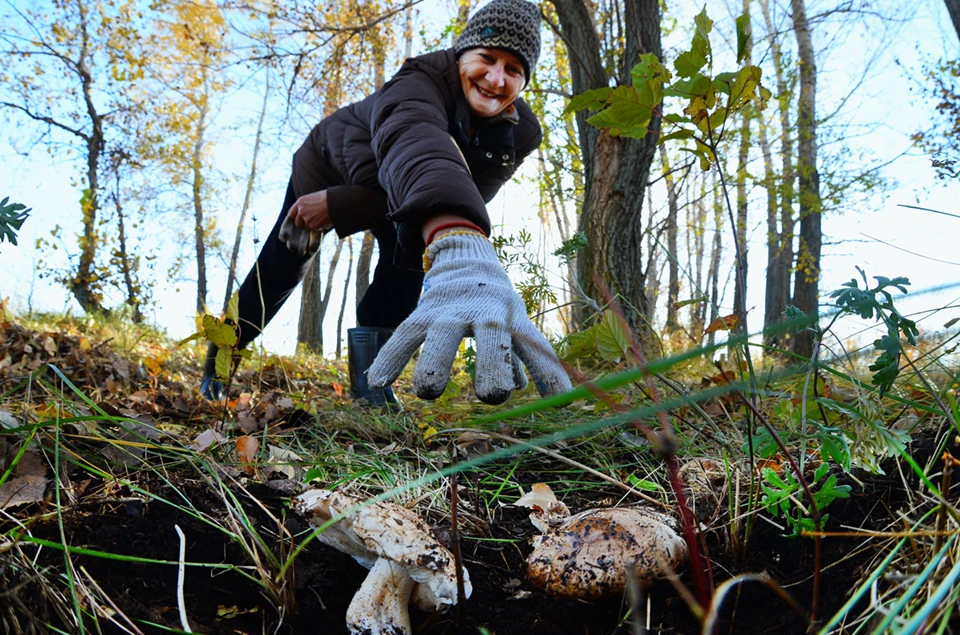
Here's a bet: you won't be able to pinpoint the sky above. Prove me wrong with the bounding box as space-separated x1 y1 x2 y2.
1 0 958 366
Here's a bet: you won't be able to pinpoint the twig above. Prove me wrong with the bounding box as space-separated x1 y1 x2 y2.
729 390 823 623
433 429 668 509
174 525 192 633
449 446 466 619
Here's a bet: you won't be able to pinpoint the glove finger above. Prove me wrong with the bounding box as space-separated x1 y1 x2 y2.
512 322 573 397
413 323 466 400
309 230 323 254
297 228 311 256
366 320 428 389
511 350 529 391
474 320 516 405
278 216 295 243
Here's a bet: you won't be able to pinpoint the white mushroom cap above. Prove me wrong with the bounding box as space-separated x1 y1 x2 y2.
526 507 688 601
294 488 472 631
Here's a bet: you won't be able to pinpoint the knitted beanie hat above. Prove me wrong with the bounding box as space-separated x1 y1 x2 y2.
454 0 542 84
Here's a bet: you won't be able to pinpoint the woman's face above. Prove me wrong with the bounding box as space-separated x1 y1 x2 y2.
458 48 526 119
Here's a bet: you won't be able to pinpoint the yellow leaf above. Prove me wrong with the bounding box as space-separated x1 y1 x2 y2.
422 426 438 442
203 315 237 348
226 291 240 323
144 356 163 377
215 347 233 381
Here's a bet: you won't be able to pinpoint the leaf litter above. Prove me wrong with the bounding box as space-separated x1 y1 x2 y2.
0 316 955 634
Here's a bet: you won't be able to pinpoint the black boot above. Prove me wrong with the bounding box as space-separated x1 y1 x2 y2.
348 327 402 410
199 341 225 401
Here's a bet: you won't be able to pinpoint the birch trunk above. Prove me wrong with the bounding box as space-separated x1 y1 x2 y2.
789 0 822 358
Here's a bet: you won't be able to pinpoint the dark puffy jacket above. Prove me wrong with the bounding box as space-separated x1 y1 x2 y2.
291 48 542 269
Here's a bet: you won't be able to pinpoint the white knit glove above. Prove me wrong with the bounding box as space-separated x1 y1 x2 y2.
367 232 573 405
278 215 325 256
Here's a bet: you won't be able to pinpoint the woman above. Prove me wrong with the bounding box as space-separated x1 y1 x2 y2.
202 0 571 407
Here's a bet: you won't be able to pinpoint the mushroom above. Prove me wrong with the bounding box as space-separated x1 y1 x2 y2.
515 484 688 601
293 489 471 635
514 482 571 532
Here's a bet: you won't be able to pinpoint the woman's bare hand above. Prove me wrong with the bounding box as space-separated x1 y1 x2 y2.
288 190 331 231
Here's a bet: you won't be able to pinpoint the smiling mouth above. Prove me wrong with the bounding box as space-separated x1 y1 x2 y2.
474 84 501 99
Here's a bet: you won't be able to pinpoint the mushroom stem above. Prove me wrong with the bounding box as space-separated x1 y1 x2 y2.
347 557 416 635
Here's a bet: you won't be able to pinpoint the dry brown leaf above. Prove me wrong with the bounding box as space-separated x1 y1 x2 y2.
704 314 740 334
191 428 226 452
237 435 260 475
0 447 48 509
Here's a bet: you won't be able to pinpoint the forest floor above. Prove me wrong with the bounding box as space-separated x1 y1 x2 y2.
0 313 957 635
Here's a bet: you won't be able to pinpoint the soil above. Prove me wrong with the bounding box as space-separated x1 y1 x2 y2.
15 439 952 635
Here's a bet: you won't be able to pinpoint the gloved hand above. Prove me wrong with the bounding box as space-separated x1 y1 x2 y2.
279 215 325 256
367 232 573 405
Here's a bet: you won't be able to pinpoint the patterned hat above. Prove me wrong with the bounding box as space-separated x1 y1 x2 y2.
454 0 542 85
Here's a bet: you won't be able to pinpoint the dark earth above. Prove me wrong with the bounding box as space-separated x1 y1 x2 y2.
10 435 955 635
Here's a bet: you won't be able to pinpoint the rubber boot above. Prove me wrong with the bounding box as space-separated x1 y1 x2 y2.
199 341 225 401
348 327 402 410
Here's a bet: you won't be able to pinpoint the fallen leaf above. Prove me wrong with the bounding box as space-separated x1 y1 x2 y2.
143 356 163 377
191 429 226 452
41 335 57 356
265 445 301 480
237 436 260 476
332 382 344 398
217 605 259 620
704 314 740 334
0 411 18 430
0 447 48 509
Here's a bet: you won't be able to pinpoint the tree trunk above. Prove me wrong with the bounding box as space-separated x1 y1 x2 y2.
758 112 784 350
689 177 708 334
760 0 797 349
660 147 680 330
192 64 211 316
336 238 354 359
355 231 374 306
945 0 960 41
111 170 143 323
733 107 751 336
643 186 660 324
456 0 472 32
298 237 345 354
298 257 323 352
551 0 662 334
224 70 270 313
706 176 724 348
789 0 821 358
72 1 104 314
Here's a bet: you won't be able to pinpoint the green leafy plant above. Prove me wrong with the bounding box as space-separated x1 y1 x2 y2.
745 400 853 473
760 463 851 537
492 229 557 315
560 309 632 364
179 291 250 381
827 267 919 395
0 197 31 247
565 8 770 170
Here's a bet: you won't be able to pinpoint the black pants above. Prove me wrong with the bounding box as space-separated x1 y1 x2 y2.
233 179 424 349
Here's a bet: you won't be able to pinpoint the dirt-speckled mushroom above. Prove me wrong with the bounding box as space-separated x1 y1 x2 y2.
526 507 688 601
294 489 471 635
